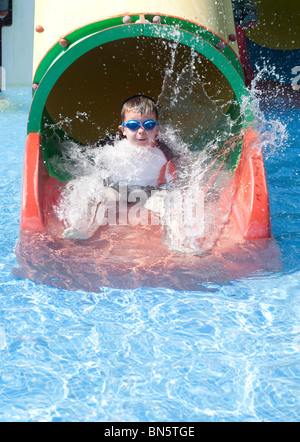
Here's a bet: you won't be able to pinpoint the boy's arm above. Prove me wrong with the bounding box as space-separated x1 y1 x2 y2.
165 160 177 184
157 159 177 188
156 140 177 186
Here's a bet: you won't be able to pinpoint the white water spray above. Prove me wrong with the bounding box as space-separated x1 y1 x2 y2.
51 45 289 253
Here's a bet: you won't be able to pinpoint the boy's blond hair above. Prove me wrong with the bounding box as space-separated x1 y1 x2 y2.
121 95 158 122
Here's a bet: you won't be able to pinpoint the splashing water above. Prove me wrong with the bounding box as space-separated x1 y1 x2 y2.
51 128 235 254
250 81 288 152
48 44 289 256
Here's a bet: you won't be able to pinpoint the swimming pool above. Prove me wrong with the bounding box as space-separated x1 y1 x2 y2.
0 88 299 421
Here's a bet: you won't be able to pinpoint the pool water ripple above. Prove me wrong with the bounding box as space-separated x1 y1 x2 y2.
0 89 299 421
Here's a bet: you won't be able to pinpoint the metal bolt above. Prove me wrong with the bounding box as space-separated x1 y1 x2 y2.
122 15 132 24
216 41 226 50
153 16 162 24
59 38 70 48
35 25 44 33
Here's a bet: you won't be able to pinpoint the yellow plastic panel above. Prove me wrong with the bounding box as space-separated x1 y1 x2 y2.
33 0 238 76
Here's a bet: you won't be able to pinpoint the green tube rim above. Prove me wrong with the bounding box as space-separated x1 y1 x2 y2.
29 17 253 135
33 14 245 84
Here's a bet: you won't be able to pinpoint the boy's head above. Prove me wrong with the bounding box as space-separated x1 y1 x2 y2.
119 95 159 148
120 95 158 121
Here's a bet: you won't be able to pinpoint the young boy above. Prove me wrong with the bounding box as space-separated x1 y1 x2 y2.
54 95 176 239
116 95 176 187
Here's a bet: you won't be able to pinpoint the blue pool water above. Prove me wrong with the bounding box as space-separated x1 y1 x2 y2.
0 88 299 422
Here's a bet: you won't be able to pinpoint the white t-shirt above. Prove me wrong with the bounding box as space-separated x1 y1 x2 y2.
99 139 168 187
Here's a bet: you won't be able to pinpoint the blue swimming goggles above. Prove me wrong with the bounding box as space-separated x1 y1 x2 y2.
121 120 159 131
